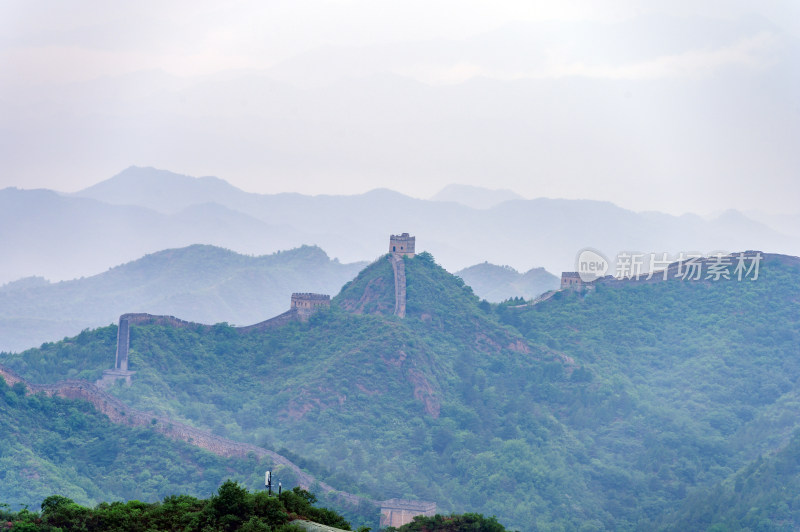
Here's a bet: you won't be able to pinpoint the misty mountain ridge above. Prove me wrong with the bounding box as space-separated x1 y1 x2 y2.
53 166 799 278
0 184 328 284
73 166 257 214
430 184 524 209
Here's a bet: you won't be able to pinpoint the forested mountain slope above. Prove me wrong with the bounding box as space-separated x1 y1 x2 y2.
3 251 799 530
0 374 274 510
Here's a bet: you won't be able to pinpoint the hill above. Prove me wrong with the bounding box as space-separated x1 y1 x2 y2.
0 253 565 529
0 372 277 511
3 251 800 529
73 166 251 215
660 429 800 531
0 245 365 353
455 262 559 302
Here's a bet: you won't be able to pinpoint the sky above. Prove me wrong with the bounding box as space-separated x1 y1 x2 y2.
1 0 798 215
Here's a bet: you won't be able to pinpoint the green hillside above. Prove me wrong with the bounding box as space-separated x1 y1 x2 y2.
3 251 800 530
0 375 274 510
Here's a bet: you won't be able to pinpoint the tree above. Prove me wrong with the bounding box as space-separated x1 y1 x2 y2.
210 480 253 531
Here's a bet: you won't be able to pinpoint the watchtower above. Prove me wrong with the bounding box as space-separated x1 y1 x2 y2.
290 293 331 319
560 272 583 290
390 233 415 257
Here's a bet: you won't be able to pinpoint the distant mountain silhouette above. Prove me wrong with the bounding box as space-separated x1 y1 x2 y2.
4 167 796 287
67 167 798 277
73 166 254 214
456 262 559 302
431 184 523 209
0 185 318 283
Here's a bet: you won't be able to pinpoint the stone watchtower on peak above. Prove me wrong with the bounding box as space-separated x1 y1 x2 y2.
390 233 415 257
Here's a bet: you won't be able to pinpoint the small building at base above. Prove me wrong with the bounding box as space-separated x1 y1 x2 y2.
380 499 436 528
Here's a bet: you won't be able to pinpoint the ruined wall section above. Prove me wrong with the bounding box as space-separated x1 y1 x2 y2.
0 364 368 508
0 365 437 518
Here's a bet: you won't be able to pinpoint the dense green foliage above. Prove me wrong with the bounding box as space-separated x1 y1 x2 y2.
3 252 800 530
663 429 800 531
0 482 349 531
386 513 508 532
0 375 280 511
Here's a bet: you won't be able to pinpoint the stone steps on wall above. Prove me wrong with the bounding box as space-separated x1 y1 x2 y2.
388 254 407 318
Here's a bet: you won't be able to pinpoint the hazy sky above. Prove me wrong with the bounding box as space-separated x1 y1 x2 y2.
1 1 798 215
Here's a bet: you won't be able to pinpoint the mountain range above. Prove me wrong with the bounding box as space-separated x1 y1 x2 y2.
3 249 799 529
2 166 796 286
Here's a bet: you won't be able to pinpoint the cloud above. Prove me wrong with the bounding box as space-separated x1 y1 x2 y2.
545 31 781 80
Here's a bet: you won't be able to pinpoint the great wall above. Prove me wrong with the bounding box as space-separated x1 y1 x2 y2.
97 297 331 388
101 236 415 388
2 233 434 527
388 232 415 318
